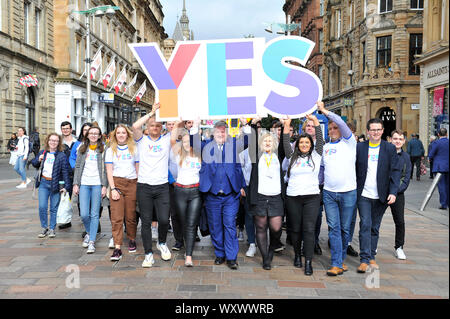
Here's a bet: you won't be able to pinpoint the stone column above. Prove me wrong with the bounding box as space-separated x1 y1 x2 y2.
395 97 403 131
366 99 372 123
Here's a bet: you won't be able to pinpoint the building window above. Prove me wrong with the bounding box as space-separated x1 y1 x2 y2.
336 9 341 39
0 0 3 32
376 36 392 67
24 87 35 135
35 8 40 49
379 0 393 13
73 98 87 135
409 34 422 75
105 104 119 133
319 30 323 53
24 2 30 44
362 41 366 75
410 0 423 9
364 0 367 18
76 39 80 73
318 65 323 82
320 0 324 16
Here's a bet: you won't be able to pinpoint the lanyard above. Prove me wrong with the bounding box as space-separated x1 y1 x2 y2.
264 153 273 168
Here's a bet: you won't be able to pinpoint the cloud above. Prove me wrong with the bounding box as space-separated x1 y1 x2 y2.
160 0 286 40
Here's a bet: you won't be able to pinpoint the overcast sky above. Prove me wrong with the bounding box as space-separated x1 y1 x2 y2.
159 0 286 41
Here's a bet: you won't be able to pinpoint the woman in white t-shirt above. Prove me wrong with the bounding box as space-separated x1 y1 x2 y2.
170 120 202 267
73 126 107 254
282 115 323 276
105 125 139 261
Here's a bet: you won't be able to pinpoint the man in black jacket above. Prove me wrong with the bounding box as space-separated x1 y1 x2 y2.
355 118 401 273
389 130 412 260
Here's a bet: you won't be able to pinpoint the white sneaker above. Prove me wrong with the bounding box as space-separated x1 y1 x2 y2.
157 242 172 261
48 229 56 238
87 241 95 254
246 243 257 257
82 234 90 248
16 183 26 189
237 230 244 241
26 178 31 186
108 237 115 249
151 226 158 242
395 247 407 260
142 253 155 268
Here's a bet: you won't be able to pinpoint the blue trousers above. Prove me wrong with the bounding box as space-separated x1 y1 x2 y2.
437 172 449 208
79 185 102 242
205 192 240 261
38 179 61 230
14 155 27 181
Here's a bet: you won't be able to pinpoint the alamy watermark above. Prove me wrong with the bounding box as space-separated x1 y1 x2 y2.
65 264 80 289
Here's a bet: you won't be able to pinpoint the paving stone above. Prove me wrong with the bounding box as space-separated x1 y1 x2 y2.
177 284 217 292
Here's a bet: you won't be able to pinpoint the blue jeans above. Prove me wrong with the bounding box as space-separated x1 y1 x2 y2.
38 179 61 230
357 196 388 264
205 192 240 260
14 155 27 181
323 189 357 268
79 185 102 242
348 206 358 245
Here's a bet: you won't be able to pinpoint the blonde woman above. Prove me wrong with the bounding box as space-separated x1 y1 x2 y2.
247 129 285 270
170 120 202 267
105 125 139 261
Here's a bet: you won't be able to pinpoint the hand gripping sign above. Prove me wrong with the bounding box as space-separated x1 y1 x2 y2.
129 36 322 121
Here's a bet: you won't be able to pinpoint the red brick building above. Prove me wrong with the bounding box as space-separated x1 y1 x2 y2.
283 0 325 82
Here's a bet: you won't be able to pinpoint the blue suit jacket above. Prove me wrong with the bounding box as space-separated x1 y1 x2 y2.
198 135 247 194
356 140 401 204
429 137 449 173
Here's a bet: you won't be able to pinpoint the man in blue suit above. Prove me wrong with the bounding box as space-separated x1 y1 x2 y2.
195 120 251 269
429 128 449 210
356 118 401 273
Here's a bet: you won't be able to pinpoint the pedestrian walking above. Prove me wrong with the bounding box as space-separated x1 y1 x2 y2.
170 120 202 267
14 127 31 189
389 130 412 260
247 124 285 271
105 124 139 261
428 128 449 210
31 133 72 238
7 133 18 166
282 114 323 276
355 118 400 273
428 135 437 179
407 133 425 181
132 104 173 268
73 126 108 254
317 102 357 276
27 127 40 169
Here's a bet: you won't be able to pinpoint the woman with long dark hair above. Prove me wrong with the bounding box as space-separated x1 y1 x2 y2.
73 126 107 254
282 114 323 275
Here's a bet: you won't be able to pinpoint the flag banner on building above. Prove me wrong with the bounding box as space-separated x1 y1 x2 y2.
19 74 38 87
433 86 445 117
112 68 127 94
90 48 103 80
122 73 137 96
134 81 147 104
102 61 116 88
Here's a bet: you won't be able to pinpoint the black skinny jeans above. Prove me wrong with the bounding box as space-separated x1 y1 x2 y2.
285 194 321 260
137 183 170 254
389 192 405 249
173 186 202 256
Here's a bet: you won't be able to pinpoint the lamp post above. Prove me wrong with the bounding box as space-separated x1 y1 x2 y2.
73 3 119 122
264 15 300 36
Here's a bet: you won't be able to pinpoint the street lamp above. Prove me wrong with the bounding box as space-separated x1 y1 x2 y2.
264 15 300 36
73 3 119 122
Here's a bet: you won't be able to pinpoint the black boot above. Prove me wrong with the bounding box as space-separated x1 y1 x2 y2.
294 253 302 268
262 255 271 270
305 259 313 276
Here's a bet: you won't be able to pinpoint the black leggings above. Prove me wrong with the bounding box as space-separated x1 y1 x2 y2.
254 215 282 260
173 186 202 256
285 194 320 260
137 183 170 254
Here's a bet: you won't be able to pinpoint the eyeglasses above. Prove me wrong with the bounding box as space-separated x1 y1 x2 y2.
369 129 383 133
89 133 100 136
49 139 59 143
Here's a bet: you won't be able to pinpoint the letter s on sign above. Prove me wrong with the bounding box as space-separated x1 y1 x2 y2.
262 36 322 117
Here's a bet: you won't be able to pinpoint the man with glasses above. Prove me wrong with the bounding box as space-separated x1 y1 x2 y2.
355 118 400 273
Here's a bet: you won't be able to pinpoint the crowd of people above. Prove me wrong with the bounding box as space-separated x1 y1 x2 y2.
8 100 449 276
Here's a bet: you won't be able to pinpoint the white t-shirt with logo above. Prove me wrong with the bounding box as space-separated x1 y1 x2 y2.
105 146 139 179
362 144 380 199
322 136 357 192
286 151 322 196
258 153 281 196
42 152 56 179
81 149 101 185
175 155 201 185
136 134 171 185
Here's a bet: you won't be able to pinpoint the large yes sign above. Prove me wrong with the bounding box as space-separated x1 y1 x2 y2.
129 36 322 120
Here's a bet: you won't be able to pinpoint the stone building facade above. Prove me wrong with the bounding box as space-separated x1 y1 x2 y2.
0 0 58 157
322 0 423 138
283 0 325 82
54 0 167 135
415 0 449 152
